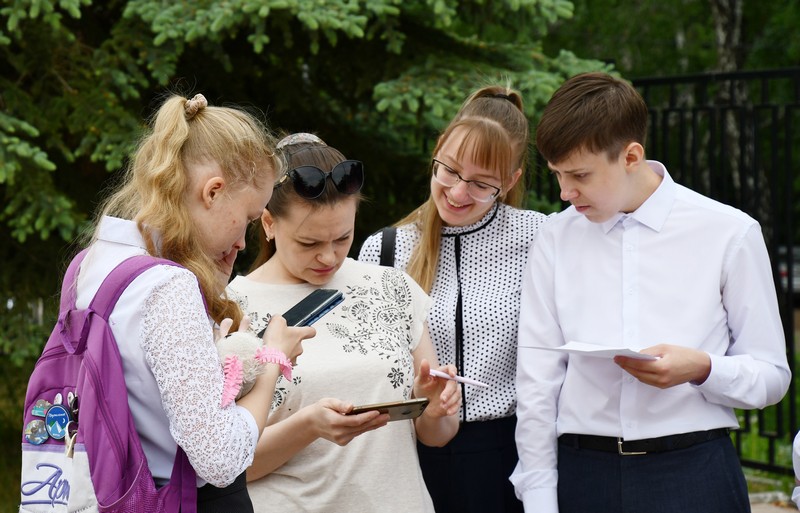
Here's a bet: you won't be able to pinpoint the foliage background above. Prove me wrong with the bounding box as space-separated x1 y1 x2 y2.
2 0 799 510
1 0 609 365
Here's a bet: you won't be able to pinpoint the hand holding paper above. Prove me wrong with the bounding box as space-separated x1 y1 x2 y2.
613 343 712 389
523 341 711 388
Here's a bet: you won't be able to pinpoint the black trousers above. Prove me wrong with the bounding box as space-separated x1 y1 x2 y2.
417 416 523 513
557 435 750 513
197 471 253 513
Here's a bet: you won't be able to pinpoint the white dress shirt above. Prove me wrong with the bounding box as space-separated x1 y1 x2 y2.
75 216 259 487
511 161 790 511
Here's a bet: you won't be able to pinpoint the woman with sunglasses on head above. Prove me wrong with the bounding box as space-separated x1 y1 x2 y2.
359 85 549 513
226 133 461 513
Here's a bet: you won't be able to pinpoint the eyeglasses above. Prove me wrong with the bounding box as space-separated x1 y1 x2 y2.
275 160 364 199
431 159 501 203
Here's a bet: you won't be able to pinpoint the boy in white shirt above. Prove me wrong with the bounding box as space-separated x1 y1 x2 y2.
511 72 790 513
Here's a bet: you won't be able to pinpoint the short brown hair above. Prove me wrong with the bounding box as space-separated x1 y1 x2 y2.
535 72 648 164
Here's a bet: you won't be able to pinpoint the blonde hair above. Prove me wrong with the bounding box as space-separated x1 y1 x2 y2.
398 84 530 292
94 93 280 325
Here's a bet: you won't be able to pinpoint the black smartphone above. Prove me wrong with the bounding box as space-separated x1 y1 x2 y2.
347 398 430 422
257 289 344 337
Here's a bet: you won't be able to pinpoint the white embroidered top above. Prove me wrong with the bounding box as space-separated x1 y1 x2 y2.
74 216 258 487
227 258 435 513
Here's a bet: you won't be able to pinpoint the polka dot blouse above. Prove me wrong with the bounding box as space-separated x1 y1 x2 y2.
359 202 549 422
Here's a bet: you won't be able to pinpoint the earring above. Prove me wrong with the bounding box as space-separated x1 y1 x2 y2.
265 233 272 242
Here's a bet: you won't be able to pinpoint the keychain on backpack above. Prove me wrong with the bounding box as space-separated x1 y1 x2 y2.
64 421 78 458
64 392 79 458
68 392 79 419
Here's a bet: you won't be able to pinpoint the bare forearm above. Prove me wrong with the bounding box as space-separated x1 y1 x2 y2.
246 406 319 481
235 364 282 434
415 412 459 447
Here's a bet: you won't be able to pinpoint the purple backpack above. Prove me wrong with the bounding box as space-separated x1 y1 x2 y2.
20 250 197 513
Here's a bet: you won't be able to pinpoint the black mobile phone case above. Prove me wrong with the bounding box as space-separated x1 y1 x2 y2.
283 289 343 326
257 289 343 337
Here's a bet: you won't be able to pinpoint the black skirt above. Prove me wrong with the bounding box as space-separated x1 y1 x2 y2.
417 415 523 513
197 471 253 513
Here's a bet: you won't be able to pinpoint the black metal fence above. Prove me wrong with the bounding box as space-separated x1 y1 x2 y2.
533 68 800 475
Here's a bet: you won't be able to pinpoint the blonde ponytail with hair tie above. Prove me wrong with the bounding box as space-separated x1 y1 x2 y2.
184 94 208 119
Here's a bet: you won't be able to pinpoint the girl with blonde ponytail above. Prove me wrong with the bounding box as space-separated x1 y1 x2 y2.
78 93 315 511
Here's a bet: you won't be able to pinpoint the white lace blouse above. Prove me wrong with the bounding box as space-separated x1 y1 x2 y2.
74 216 258 487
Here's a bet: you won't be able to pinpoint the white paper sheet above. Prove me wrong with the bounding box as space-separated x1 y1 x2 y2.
521 340 659 360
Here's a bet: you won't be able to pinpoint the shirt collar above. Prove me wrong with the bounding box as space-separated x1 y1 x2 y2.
97 216 158 252
441 202 499 237
600 160 675 233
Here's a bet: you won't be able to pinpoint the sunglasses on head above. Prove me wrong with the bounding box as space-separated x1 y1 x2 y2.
274 160 364 199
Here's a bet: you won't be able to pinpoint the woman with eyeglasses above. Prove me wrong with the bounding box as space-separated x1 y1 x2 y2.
358 85 549 513
226 133 461 513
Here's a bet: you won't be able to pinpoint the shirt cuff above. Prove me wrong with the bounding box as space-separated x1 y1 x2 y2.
520 488 558 513
690 352 727 391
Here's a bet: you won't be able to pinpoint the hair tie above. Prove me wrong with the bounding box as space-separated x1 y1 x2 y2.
492 93 513 103
255 347 294 381
276 132 326 150
185 93 208 119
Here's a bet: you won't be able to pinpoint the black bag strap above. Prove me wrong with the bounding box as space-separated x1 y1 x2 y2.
379 226 397 267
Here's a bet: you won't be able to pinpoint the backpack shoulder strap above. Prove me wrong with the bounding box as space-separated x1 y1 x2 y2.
58 248 90 313
83 254 199 510
379 226 397 267
89 255 181 319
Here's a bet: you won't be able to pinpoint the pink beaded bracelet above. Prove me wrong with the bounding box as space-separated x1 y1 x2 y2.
255 346 293 381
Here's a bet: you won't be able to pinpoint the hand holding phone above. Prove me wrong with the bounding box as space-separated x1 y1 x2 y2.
257 289 344 338
258 314 314 364
346 398 429 422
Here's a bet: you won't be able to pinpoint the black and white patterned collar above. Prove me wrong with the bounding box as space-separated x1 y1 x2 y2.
441 202 500 237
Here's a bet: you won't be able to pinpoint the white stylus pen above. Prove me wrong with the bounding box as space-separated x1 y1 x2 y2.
429 369 489 388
